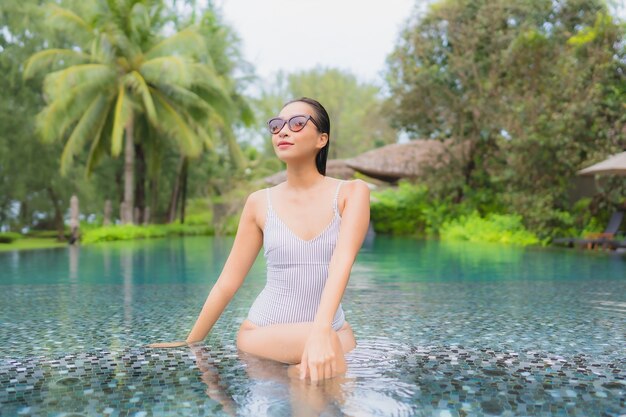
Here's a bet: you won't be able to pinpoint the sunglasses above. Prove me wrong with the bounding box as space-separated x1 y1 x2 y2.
267 114 319 135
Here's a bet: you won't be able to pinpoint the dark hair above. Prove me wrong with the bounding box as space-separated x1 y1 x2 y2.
284 97 330 175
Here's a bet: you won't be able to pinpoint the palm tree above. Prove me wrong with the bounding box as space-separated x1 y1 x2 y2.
24 0 239 224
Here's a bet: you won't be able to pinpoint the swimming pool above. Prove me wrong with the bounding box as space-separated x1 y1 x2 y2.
1 236 624 416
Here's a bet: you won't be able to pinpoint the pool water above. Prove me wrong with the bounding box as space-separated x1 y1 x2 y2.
1 236 624 416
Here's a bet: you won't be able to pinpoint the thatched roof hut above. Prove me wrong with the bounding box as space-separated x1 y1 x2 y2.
264 159 357 186
344 139 467 183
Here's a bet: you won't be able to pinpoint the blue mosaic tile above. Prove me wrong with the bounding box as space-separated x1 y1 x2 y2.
0 237 625 416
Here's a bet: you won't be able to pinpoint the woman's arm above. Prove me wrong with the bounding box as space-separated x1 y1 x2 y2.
315 179 370 327
185 191 264 343
299 180 370 379
149 191 263 348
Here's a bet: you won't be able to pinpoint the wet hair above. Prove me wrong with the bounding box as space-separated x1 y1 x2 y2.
284 97 330 175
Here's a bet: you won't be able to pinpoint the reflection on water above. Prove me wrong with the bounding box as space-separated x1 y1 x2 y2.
189 342 357 417
0 236 624 416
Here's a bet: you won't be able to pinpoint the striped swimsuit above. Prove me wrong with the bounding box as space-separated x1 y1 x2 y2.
246 180 346 331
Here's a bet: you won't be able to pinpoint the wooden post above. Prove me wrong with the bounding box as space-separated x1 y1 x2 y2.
143 206 150 225
104 200 112 226
119 202 126 224
69 194 79 244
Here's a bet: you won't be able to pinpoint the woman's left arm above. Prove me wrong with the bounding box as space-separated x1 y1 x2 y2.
300 180 371 380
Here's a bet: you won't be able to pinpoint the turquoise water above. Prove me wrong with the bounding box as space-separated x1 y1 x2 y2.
1 236 625 416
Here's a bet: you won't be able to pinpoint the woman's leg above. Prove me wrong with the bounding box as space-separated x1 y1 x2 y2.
236 320 356 366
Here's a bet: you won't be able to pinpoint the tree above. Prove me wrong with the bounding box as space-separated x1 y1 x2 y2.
24 0 238 224
0 0 92 237
386 0 625 237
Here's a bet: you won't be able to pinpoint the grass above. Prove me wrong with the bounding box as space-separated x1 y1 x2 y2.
80 223 214 244
0 237 68 252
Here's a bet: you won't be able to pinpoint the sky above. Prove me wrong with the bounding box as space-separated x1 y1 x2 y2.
216 0 422 85
215 0 626 89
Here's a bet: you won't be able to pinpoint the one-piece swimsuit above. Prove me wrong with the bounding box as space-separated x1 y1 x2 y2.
246 180 346 331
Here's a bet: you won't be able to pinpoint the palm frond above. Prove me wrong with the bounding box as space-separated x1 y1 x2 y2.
90 34 116 65
110 85 133 157
36 81 114 143
189 64 235 119
23 49 92 80
153 83 213 116
86 105 115 175
144 27 206 60
190 64 232 100
222 126 245 170
101 22 142 61
46 4 92 38
233 93 255 126
124 71 157 124
151 90 202 157
43 64 116 100
140 56 194 88
60 95 110 175
128 2 154 46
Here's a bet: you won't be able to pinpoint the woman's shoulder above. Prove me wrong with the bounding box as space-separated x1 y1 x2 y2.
245 188 269 206
336 179 370 215
341 178 370 196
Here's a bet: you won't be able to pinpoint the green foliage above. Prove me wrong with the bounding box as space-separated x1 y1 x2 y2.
0 237 67 252
0 0 252 232
184 198 213 225
369 182 601 246
440 212 540 246
26 230 68 239
370 182 430 235
0 232 22 243
385 0 626 236
24 1 240 176
81 223 214 244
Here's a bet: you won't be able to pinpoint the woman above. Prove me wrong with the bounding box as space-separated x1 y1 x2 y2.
150 97 370 382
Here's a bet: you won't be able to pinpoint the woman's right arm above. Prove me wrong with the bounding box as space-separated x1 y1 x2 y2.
148 191 263 348
185 191 264 343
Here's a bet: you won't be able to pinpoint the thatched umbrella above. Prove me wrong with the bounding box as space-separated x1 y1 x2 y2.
577 151 626 210
264 159 357 186
578 151 626 176
344 139 466 183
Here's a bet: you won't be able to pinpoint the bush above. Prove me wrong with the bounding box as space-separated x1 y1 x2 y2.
370 182 430 235
0 232 22 244
26 230 68 239
81 223 214 244
370 181 477 237
440 211 540 246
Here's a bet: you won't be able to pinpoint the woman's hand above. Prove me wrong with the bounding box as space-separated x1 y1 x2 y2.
299 326 338 382
146 341 188 348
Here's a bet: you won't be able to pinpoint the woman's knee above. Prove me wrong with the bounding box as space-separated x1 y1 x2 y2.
337 322 356 352
236 320 257 350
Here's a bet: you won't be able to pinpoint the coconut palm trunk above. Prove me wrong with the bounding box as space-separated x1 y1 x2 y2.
134 143 146 223
167 156 185 223
123 115 135 224
179 157 188 224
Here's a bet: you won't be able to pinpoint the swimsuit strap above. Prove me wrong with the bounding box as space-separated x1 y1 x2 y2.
333 180 344 216
266 187 272 209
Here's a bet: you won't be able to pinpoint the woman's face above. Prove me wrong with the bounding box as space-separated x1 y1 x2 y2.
271 101 328 165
